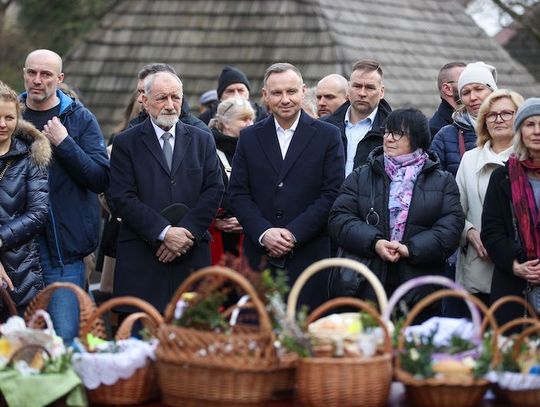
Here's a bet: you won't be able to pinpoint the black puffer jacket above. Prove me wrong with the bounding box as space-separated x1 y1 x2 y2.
328 147 464 308
0 120 50 308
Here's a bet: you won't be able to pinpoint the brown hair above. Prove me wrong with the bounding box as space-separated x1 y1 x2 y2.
351 59 383 80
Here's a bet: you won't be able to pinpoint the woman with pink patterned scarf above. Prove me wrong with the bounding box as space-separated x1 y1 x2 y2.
329 108 464 320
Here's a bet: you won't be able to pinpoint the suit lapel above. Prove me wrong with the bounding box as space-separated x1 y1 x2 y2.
256 116 283 175
171 121 191 176
141 118 170 174
278 111 314 180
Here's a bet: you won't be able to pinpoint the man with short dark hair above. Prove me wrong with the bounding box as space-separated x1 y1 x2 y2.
21 49 109 343
109 71 223 312
428 62 466 138
130 63 210 133
229 62 344 311
322 59 392 176
316 73 348 117
199 65 267 124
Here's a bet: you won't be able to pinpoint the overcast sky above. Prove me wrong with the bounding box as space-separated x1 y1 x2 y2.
466 0 510 36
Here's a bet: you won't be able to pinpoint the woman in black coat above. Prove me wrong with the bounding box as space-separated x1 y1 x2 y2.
482 98 540 326
328 108 464 317
0 82 50 312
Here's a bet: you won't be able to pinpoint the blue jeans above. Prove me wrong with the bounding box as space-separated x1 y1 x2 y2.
39 238 85 345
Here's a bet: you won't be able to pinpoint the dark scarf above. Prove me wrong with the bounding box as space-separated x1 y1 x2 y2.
212 128 238 157
509 156 540 259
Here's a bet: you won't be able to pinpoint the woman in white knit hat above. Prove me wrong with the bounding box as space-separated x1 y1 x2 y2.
430 61 498 317
455 89 523 315
482 97 540 326
431 61 498 177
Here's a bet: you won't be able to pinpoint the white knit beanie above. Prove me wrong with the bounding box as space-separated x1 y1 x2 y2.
458 62 498 97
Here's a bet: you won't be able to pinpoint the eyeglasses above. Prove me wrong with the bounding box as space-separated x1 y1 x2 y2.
486 110 515 123
380 127 407 141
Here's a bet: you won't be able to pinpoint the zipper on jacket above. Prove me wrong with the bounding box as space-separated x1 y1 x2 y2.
48 204 65 269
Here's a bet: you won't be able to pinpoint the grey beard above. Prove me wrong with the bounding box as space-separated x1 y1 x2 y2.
154 114 179 129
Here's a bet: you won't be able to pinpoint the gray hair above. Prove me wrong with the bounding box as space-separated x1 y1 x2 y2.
209 97 255 131
138 63 177 80
144 71 183 96
263 63 303 87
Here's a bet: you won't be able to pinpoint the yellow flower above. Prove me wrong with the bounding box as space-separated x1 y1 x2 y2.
0 337 12 357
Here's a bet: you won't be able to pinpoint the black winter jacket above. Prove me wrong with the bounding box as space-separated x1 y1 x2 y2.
481 164 528 326
428 99 454 139
0 120 51 308
321 99 392 170
328 147 464 308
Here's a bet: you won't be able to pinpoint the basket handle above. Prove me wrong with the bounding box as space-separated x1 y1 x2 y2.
115 312 161 340
481 295 537 333
381 276 479 327
163 266 273 334
80 296 163 349
395 289 498 371
492 317 540 365
23 282 96 338
511 321 540 359
286 258 388 320
8 344 51 369
306 296 392 353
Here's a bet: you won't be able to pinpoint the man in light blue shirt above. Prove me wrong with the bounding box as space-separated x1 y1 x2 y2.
322 59 392 176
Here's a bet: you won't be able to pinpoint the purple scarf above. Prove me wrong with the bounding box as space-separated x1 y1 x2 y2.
384 149 428 242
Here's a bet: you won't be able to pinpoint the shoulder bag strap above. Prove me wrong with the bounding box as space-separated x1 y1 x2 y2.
216 149 232 180
0 159 14 182
458 128 466 158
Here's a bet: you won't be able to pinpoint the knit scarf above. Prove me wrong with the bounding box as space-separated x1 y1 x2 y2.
384 149 428 242
508 155 540 259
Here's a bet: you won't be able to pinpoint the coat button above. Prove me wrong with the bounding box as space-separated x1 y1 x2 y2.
276 210 283 219
277 182 284 188
170 179 176 185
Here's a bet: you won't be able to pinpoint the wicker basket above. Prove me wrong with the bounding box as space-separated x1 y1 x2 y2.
491 310 540 407
286 258 392 407
23 282 97 337
79 296 163 406
156 266 278 407
395 289 497 407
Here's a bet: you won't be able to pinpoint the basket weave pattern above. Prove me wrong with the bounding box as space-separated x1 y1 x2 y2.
156 266 278 406
395 289 497 407
79 296 163 406
287 258 392 407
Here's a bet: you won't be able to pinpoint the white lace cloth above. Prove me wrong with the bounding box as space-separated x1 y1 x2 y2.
487 371 540 390
72 338 157 389
405 317 476 347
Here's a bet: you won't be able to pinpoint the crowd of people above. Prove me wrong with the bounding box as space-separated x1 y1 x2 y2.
1 47 540 344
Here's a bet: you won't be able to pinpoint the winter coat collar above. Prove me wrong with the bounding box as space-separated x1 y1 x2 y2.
8 120 52 167
474 141 512 174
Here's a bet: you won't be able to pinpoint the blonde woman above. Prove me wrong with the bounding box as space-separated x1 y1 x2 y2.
0 81 51 313
456 89 524 311
208 97 254 262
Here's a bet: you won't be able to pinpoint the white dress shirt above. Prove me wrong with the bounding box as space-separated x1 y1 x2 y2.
150 120 177 241
344 107 378 176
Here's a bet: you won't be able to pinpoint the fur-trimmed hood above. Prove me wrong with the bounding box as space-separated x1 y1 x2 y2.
12 119 52 167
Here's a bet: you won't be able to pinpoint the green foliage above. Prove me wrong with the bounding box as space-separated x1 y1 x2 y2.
17 0 114 54
399 328 437 379
175 292 229 332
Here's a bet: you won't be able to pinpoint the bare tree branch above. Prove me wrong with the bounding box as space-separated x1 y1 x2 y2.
491 0 540 43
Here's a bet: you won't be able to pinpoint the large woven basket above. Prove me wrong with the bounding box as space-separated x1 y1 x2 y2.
395 289 497 407
23 282 97 337
491 307 540 407
286 258 392 407
156 266 278 407
79 296 163 406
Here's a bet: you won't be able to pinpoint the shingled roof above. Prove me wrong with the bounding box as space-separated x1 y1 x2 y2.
63 0 540 134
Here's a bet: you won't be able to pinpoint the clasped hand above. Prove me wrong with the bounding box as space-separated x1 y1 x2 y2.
262 227 295 258
42 117 68 146
156 227 194 263
374 239 409 263
513 259 540 285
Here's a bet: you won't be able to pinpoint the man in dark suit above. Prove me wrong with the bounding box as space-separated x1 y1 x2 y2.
108 71 224 312
229 63 345 311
